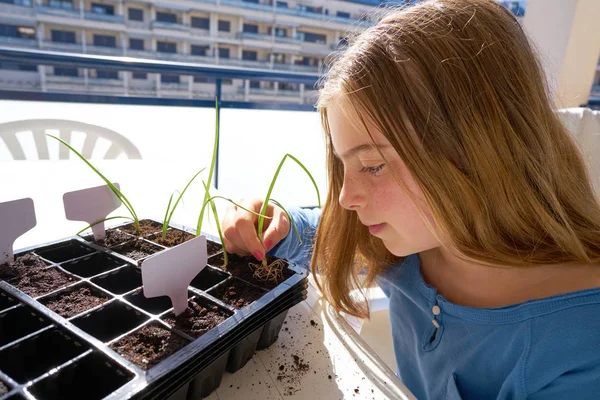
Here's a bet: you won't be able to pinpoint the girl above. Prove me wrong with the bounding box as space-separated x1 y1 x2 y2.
221 0 600 398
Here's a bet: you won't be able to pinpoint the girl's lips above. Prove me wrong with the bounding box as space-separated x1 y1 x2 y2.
368 223 386 235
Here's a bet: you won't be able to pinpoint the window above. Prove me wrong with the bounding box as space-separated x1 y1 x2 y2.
54 67 78 77
191 17 209 29
48 0 73 10
218 48 230 59
273 27 286 37
51 30 76 43
336 11 350 19
157 41 176 53
249 80 260 89
280 82 298 91
156 12 177 23
0 24 17 37
129 38 144 50
194 76 214 83
242 50 257 61
161 74 180 83
128 8 143 21
272 53 285 64
93 34 116 48
0 62 37 72
242 0 259 3
96 69 118 79
218 20 230 32
299 56 319 66
276 1 287 8
132 72 147 80
296 4 321 14
222 79 233 85
191 45 208 56
91 3 114 15
243 23 258 34
2 0 33 6
296 31 326 44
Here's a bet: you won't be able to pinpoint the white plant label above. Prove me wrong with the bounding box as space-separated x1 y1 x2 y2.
0 198 36 265
141 235 208 315
63 183 122 241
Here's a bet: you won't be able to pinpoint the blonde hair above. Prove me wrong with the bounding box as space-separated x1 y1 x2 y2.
312 0 600 319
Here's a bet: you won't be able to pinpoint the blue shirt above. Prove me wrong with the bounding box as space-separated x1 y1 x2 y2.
269 206 600 399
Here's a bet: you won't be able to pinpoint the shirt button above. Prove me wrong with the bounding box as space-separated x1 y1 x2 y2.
432 319 440 329
432 305 441 316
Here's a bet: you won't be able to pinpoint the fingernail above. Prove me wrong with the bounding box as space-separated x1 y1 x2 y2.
253 251 264 261
264 240 272 252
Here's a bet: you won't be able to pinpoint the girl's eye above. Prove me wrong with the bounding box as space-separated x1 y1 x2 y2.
360 164 386 176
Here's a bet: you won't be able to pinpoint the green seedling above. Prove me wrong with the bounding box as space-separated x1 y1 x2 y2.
197 185 274 266
161 168 205 239
196 98 220 237
47 134 141 235
252 153 321 283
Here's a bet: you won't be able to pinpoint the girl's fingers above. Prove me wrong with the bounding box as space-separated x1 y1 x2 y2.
262 207 290 253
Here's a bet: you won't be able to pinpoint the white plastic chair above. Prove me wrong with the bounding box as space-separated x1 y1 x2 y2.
0 119 142 160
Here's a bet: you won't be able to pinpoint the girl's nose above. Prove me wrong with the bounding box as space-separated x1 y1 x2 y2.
339 175 366 211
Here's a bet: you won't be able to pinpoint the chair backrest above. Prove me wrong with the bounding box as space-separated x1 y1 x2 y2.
0 119 142 160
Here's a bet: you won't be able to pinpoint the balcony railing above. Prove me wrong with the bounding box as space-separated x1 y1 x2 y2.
41 41 84 52
220 0 273 13
151 20 190 31
0 36 38 48
236 32 273 42
36 4 80 17
86 45 124 56
0 2 36 17
84 12 125 24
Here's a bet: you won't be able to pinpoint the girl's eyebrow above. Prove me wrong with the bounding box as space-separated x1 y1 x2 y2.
334 143 391 159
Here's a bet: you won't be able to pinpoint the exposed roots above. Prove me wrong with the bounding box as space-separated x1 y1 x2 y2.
249 258 286 283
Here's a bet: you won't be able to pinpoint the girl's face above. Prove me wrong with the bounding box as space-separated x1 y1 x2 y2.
328 104 441 257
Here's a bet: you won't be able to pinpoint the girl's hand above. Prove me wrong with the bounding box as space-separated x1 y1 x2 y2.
221 198 290 261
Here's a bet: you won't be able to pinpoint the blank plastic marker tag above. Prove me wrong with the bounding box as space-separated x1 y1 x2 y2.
63 183 122 241
142 235 208 315
0 198 36 265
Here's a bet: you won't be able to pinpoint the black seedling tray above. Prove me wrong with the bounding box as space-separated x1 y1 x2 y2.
0 220 308 400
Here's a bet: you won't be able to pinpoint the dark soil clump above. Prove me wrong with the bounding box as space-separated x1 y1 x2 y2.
153 230 195 247
114 239 162 260
0 380 8 396
13 267 78 298
109 324 189 370
91 230 133 247
207 241 222 256
209 279 265 309
120 220 162 237
0 253 48 281
163 299 230 339
41 286 109 318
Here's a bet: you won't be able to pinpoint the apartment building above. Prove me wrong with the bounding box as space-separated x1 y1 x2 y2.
0 0 529 104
